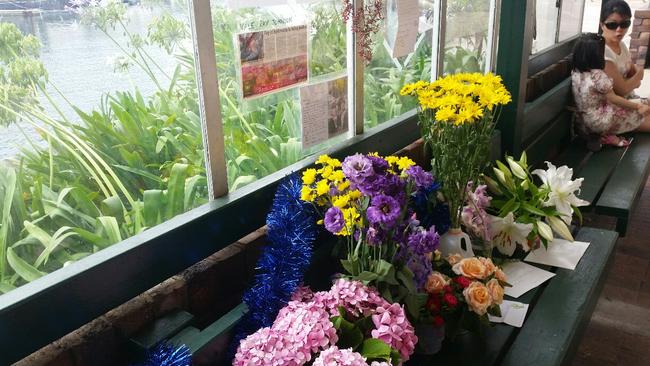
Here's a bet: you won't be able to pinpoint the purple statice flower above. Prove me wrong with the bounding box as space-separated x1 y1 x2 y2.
366 195 401 228
406 165 434 189
406 226 440 255
324 207 345 234
342 154 374 184
406 252 433 292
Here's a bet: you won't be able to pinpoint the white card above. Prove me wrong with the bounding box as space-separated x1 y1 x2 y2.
488 300 530 328
524 239 590 270
502 261 556 298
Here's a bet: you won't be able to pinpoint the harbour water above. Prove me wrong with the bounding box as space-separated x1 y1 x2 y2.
0 2 188 158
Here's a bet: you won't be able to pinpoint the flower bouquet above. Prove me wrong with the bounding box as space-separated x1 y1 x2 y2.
301 154 441 303
234 278 417 366
400 73 511 236
417 253 509 339
482 152 589 256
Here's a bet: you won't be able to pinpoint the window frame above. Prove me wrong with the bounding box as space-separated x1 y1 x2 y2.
0 0 503 363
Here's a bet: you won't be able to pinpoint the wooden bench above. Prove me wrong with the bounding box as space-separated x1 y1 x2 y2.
522 76 650 236
128 226 617 366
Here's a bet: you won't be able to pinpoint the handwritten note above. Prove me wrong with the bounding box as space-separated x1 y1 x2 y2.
524 239 590 270
502 261 556 298
300 77 348 149
386 0 419 58
488 300 530 327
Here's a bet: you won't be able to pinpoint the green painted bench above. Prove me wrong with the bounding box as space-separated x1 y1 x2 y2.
130 226 617 365
522 76 650 236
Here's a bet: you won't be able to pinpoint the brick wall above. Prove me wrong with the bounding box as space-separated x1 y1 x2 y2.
630 10 650 68
15 139 428 366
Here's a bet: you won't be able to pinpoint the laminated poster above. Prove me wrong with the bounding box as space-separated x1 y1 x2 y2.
238 25 308 99
385 0 419 58
300 77 348 150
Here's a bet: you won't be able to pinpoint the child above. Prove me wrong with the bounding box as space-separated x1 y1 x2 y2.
571 33 650 147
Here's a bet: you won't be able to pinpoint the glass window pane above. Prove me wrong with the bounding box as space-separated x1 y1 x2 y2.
210 1 349 190
444 0 491 74
582 0 601 34
558 0 585 42
0 1 205 293
532 0 559 53
364 0 435 129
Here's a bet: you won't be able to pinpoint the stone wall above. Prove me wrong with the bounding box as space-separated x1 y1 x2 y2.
630 10 650 68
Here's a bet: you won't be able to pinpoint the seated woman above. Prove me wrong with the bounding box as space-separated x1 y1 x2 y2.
600 0 645 98
572 33 650 147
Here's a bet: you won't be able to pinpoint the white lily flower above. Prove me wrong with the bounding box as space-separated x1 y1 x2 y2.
490 212 534 256
532 161 589 224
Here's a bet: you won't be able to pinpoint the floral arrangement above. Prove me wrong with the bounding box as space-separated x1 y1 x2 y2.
342 0 385 62
480 152 589 256
418 252 509 333
234 278 417 366
301 154 441 302
400 73 511 230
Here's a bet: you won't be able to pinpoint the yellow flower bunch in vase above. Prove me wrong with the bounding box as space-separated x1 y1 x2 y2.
401 73 511 257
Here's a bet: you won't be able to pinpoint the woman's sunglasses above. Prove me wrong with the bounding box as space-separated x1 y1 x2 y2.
603 20 632 30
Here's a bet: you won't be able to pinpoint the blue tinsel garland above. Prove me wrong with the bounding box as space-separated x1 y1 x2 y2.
232 173 319 346
136 342 191 366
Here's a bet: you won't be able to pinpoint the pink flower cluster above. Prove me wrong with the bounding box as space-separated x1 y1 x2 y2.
370 304 417 362
234 279 418 366
233 301 338 365
312 346 368 366
461 182 492 241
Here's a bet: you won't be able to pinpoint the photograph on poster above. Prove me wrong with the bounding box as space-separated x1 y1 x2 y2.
300 76 348 150
238 25 308 98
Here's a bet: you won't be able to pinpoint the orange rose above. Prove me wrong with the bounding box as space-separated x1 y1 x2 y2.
425 271 450 294
486 279 504 305
463 281 492 315
494 268 507 283
446 253 463 266
452 257 488 280
479 257 496 276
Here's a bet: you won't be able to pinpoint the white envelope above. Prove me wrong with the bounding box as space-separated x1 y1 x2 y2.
488 300 529 327
502 261 556 298
524 239 590 270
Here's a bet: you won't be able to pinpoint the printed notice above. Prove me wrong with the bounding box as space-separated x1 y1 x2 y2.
300 77 348 149
386 0 419 58
502 261 556 298
238 25 308 98
226 0 287 9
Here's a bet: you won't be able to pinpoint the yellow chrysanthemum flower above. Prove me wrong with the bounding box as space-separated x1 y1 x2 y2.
333 194 350 208
397 156 415 171
320 165 333 179
435 106 456 122
348 189 362 200
301 186 315 202
302 168 317 185
329 170 345 182
338 180 350 191
316 180 330 196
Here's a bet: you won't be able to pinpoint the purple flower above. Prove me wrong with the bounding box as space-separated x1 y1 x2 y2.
406 226 440 255
367 155 389 174
365 226 386 246
366 195 401 228
324 207 345 234
406 165 434 189
342 154 374 184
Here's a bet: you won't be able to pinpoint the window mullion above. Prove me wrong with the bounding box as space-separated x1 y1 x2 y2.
348 0 366 136
431 0 446 79
189 0 228 199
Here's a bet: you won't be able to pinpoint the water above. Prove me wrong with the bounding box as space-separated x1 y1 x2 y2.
0 2 189 158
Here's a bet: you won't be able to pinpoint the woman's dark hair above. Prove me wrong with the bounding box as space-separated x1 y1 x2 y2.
573 33 606 72
600 0 632 22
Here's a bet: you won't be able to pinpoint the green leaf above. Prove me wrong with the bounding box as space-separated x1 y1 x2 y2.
360 338 392 361
7 247 45 282
396 266 416 293
522 203 546 216
143 189 164 226
165 163 188 219
101 196 124 218
356 271 379 283
96 216 122 244
335 316 364 350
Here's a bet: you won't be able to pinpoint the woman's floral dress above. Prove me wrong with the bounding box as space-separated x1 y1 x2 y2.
571 69 643 134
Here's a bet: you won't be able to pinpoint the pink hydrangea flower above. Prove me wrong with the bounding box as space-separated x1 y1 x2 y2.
323 279 389 317
233 327 308 366
370 303 418 364
312 346 368 366
274 301 339 355
291 285 315 302
369 362 392 366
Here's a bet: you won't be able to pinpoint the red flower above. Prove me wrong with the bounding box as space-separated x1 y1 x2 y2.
443 285 453 293
433 315 444 327
427 294 441 312
455 275 471 288
443 293 458 308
